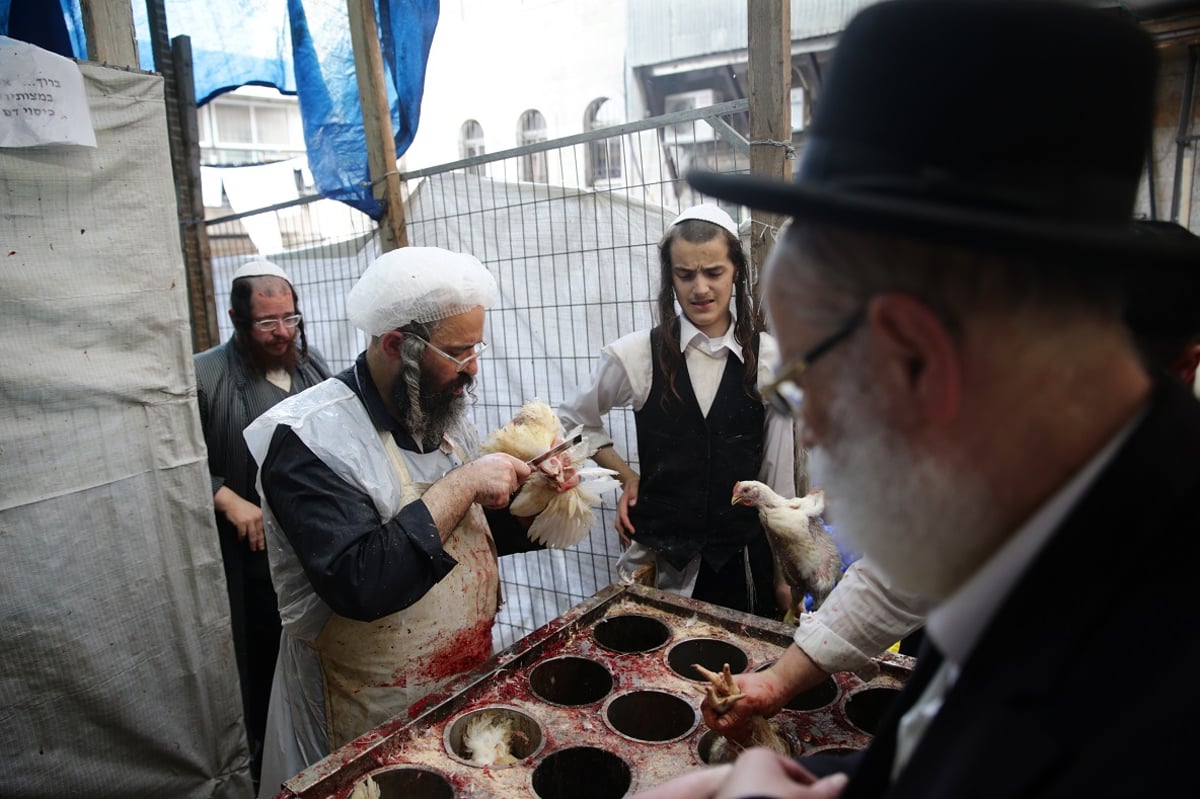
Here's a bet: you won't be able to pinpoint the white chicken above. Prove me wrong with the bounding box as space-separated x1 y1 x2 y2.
731 481 842 619
347 774 380 799
481 399 620 549
461 714 520 766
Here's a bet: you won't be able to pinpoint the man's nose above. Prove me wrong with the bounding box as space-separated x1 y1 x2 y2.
462 357 480 376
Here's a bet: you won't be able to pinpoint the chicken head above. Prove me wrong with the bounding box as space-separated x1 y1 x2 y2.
730 480 764 508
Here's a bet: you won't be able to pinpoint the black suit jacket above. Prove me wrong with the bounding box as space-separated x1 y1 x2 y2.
805 380 1200 799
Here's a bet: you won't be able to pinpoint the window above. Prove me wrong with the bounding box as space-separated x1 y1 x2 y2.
584 97 622 185
215 104 253 145
197 87 306 166
459 119 486 176
517 109 548 183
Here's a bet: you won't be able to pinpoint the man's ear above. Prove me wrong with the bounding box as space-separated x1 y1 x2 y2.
867 293 962 425
380 330 406 361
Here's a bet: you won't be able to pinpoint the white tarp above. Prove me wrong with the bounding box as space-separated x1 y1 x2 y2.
0 63 251 797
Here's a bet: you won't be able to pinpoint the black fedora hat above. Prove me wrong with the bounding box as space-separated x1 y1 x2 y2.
687 0 1200 271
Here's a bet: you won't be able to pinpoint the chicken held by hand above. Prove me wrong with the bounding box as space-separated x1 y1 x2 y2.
694 662 790 764
731 481 842 619
482 399 620 549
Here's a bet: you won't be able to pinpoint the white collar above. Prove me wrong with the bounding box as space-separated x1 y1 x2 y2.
678 312 743 362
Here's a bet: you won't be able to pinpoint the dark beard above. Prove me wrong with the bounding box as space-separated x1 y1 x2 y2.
392 368 473 451
236 332 298 376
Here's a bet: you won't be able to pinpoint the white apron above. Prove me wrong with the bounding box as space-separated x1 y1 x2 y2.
316 431 499 749
245 378 500 796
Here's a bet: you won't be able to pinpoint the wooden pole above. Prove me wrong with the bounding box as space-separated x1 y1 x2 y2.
746 0 791 331
173 35 220 352
80 0 138 68
346 0 408 252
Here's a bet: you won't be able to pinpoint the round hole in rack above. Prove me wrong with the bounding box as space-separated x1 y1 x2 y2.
444 704 545 767
695 727 796 765
666 637 748 681
844 685 902 735
531 746 631 799
592 613 671 653
604 689 697 743
755 660 840 711
351 766 453 799
529 655 613 706
787 676 839 711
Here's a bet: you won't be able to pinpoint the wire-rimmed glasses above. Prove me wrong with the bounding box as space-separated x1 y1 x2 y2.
411 336 489 372
761 311 866 418
252 313 302 331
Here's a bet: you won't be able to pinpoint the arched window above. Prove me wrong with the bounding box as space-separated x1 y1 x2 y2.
459 119 486 176
517 109 548 183
584 97 622 185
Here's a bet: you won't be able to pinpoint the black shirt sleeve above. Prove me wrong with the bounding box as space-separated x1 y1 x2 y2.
260 425 458 621
484 506 546 556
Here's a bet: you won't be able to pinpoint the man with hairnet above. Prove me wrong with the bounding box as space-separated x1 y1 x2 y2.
244 247 542 795
193 259 330 784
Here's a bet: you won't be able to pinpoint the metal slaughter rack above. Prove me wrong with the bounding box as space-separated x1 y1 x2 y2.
272 582 914 799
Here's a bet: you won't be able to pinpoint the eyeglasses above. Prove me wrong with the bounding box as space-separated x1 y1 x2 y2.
761 310 866 418
252 313 302 331
411 336 489 372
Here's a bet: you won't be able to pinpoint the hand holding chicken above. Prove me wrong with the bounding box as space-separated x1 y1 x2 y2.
694 662 790 764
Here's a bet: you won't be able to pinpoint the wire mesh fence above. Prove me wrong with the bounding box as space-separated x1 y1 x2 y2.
205 99 758 648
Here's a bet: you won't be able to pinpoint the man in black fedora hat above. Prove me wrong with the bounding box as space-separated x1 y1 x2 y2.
633 1 1199 798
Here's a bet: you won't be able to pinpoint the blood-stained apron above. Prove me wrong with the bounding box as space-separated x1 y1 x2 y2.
313 432 499 749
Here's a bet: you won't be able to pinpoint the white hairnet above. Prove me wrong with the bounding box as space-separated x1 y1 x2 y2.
346 246 499 336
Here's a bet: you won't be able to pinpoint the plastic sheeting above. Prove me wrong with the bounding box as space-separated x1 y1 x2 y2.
0 0 439 219
0 62 251 798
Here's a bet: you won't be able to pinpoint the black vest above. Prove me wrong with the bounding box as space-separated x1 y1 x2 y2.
631 326 765 571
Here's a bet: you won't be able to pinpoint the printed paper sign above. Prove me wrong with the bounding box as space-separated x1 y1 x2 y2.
0 36 97 148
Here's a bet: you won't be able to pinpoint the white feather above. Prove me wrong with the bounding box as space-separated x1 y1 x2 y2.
462 715 518 766
348 775 381 799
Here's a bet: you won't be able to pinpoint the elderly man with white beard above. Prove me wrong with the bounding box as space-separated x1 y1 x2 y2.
634 1 1200 799
243 247 551 797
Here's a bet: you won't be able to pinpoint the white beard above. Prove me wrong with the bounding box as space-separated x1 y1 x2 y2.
809 368 1002 601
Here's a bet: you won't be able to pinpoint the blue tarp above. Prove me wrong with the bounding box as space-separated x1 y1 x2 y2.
0 0 439 219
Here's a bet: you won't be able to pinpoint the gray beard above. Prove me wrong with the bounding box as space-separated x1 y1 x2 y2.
809 368 1001 601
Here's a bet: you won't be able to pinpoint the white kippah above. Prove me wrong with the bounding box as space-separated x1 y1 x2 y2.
232 258 290 282
346 247 499 336
667 203 740 237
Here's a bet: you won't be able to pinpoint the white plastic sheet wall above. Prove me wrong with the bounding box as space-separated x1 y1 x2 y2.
0 63 251 797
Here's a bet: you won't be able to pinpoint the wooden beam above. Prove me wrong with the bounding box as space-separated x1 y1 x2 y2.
173 35 219 352
346 0 408 252
80 0 138 69
746 0 791 331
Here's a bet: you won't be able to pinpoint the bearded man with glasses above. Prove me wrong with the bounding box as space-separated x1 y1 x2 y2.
244 247 551 797
193 259 331 787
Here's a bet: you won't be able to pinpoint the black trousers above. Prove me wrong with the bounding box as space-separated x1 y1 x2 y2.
692 535 781 620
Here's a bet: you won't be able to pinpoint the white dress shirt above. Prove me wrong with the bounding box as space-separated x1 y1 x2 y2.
558 314 796 499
